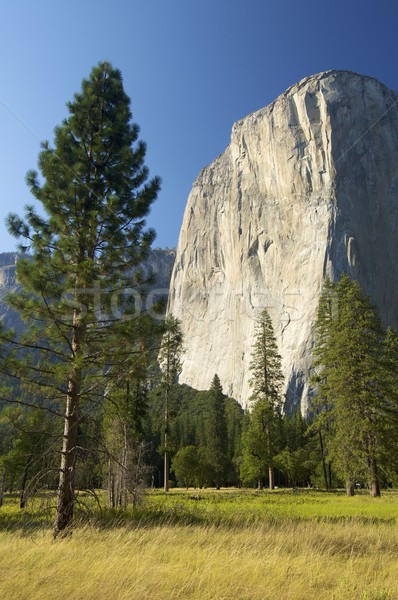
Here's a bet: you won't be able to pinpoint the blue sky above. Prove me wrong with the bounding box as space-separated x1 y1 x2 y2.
0 0 397 253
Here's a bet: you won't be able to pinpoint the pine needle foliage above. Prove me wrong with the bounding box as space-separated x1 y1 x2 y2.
311 275 398 496
158 315 183 492
242 309 284 489
204 374 228 489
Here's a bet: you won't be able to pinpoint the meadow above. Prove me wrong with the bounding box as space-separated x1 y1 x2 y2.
1 488 398 599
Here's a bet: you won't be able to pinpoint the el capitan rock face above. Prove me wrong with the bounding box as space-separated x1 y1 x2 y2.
168 70 398 411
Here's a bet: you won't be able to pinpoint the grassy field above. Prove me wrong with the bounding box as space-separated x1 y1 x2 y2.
1 488 398 599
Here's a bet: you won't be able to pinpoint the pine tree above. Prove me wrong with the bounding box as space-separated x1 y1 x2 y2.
380 326 398 481
103 318 154 509
0 62 160 536
224 396 244 485
310 277 336 490
242 309 284 489
158 315 183 491
382 327 398 409
204 374 228 489
312 275 390 496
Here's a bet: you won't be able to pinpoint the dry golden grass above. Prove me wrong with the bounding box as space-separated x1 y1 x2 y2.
0 519 398 599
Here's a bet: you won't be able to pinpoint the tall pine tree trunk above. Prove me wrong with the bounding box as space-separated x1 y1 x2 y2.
164 448 169 492
164 388 169 492
53 319 84 539
108 459 115 508
328 462 333 490
370 478 380 497
369 456 381 497
267 427 274 490
53 382 80 537
121 424 128 510
268 464 274 490
319 430 329 490
0 470 5 507
19 456 32 509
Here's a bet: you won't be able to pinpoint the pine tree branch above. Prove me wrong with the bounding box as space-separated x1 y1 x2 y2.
0 397 63 417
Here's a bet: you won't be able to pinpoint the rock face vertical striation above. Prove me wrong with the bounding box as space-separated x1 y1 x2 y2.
168 70 398 411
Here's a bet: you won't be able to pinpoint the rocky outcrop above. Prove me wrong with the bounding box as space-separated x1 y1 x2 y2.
168 70 398 411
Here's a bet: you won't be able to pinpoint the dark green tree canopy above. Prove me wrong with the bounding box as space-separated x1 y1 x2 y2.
8 61 160 289
204 374 229 488
311 274 398 496
242 309 284 489
249 309 284 409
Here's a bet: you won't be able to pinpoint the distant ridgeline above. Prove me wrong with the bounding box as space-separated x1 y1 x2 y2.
0 248 176 333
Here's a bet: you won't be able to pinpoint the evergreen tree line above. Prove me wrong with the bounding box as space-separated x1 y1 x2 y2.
0 362 310 499
239 278 398 496
2 269 398 516
309 275 398 497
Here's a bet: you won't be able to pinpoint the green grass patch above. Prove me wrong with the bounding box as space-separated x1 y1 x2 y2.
139 487 398 527
2 487 398 532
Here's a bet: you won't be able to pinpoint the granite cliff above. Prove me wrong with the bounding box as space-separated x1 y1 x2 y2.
168 70 398 411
